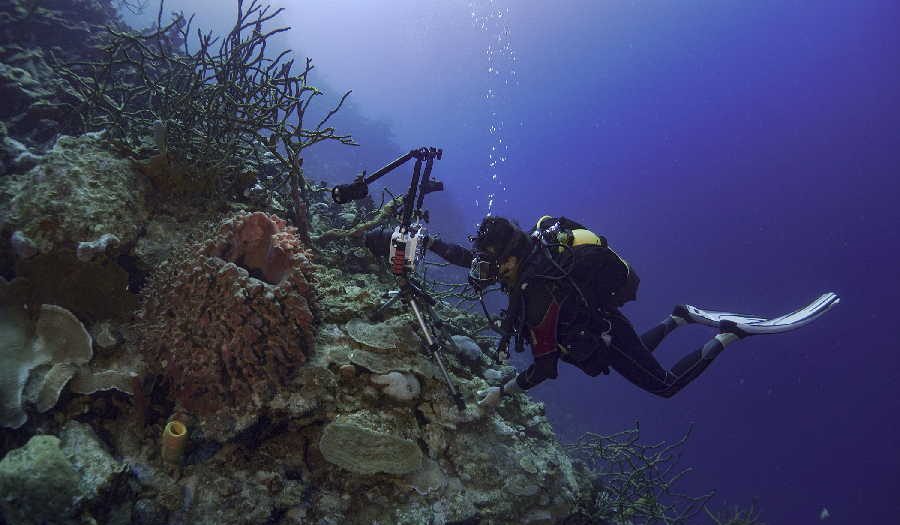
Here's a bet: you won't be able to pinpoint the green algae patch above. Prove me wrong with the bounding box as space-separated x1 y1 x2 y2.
0 133 148 253
0 435 82 525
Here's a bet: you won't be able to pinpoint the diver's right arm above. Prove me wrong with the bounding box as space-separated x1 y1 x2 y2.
477 356 558 408
364 230 473 268
427 237 473 268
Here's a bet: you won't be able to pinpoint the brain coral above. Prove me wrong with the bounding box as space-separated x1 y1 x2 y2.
139 212 317 417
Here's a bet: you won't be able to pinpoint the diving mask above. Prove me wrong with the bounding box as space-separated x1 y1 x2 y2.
468 252 500 290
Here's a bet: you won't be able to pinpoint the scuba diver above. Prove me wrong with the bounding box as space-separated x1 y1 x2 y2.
374 215 840 408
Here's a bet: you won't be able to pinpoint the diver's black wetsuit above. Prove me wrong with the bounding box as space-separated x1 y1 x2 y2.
429 238 729 398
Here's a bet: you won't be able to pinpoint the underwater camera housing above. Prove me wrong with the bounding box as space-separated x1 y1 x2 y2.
390 223 429 276
331 147 466 411
332 147 443 275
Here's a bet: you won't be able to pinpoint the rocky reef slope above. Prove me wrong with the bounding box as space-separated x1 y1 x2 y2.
0 2 595 511
0 128 593 524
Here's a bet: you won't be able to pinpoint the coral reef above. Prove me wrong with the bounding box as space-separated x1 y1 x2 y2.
0 434 82 524
0 132 148 254
0 122 42 175
57 0 356 234
270 266 591 524
57 420 128 503
76 233 120 262
0 302 92 429
138 211 317 440
318 409 424 475
567 423 719 524
14 253 138 322
0 420 126 525
370 371 421 401
0 0 122 159
451 334 488 364
706 501 765 525
0 126 151 328
0 285 138 430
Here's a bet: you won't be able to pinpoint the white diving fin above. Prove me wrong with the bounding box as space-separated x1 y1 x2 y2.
678 292 840 335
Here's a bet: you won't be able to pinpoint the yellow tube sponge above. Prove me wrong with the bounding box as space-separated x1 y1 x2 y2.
160 420 188 466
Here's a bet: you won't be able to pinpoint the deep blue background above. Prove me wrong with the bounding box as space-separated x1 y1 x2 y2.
128 1 900 522
492 4 900 524
493 4 900 522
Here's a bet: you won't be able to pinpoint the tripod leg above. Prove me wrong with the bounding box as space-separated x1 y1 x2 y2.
420 300 459 350
409 298 467 411
370 292 400 322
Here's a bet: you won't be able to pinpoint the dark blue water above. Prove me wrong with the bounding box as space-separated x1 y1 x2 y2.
129 1 900 522
496 4 900 523
503 5 900 524
419 4 899 521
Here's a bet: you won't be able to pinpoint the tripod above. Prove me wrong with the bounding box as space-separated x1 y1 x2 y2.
371 275 466 411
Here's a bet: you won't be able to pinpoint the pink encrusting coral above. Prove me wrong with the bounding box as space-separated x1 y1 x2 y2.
139 212 317 420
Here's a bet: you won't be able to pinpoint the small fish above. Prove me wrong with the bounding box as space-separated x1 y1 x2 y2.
820 507 830 520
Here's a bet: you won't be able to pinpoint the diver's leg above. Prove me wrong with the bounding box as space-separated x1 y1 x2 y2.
603 314 679 394
605 313 743 398
639 307 693 352
616 294 841 396
666 293 840 334
656 331 743 396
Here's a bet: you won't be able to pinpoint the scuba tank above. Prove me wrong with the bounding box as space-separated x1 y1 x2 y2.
532 215 640 307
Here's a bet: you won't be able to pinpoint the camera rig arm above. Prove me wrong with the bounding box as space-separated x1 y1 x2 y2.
332 147 443 229
333 147 443 277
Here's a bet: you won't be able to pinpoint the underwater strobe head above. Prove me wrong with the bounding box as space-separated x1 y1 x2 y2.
332 175 369 204
422 179 444 196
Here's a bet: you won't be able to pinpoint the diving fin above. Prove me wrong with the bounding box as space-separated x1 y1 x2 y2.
676 292 840 335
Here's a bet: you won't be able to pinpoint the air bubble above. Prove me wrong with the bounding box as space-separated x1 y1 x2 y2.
470 0 517 216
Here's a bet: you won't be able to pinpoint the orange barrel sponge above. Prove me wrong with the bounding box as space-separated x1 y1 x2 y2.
161 420 188 465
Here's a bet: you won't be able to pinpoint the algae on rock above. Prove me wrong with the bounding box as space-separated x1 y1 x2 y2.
0 435 82 525
0 133 148 254
57 420 127 503
0 421 126 525
319 409 424 475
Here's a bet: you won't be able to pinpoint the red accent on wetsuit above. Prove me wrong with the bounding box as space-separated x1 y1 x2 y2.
529 300 561 358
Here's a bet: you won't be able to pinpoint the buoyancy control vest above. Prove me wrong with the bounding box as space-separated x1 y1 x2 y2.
533 215 640 308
